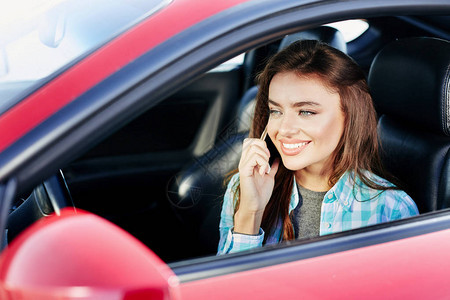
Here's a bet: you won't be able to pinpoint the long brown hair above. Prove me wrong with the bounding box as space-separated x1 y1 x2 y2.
231 39 396 242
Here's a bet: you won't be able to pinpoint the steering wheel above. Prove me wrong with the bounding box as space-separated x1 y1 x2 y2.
5 170 75 244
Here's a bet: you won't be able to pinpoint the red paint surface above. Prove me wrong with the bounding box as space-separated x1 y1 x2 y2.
0 0 251 153
179 229 450 299
0 209 448 299
0 209 180 300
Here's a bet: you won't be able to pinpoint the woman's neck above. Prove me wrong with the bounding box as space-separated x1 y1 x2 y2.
295 168 331 192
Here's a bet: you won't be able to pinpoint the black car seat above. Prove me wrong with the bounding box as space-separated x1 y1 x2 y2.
368 37 450 213
167 26 348 256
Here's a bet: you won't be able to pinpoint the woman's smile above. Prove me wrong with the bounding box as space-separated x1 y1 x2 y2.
280 139 311 155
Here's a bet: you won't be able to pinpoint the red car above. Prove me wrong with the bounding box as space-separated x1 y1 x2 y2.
0 0 450 299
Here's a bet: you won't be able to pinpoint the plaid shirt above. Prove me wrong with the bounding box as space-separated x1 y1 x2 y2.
217 171 419 255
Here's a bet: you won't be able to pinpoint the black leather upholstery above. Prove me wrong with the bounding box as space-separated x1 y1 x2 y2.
370 38 450 135
368 37 450 213
278 26 347 53
167 133 246 255
235 86 258 132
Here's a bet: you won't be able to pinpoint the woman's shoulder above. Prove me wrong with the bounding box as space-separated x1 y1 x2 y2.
359 170 395 188
357 170 419 216
380 188 419 218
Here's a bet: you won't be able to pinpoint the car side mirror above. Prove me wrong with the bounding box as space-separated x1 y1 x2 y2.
0 209 180 299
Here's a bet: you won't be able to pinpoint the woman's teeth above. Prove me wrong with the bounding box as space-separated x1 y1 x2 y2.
282 142 309 149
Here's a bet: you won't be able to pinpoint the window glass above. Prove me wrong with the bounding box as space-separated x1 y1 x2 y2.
0 0 171 111
210 53 246 72
326 19 369 42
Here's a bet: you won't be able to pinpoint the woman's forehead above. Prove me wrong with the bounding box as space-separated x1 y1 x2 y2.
268 72 340 105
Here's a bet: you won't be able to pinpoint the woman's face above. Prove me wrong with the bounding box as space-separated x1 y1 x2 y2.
267 71 345 176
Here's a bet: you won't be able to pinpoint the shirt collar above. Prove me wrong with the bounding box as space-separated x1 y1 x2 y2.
290 171 358 213
325 171 356 212
289 180 299 213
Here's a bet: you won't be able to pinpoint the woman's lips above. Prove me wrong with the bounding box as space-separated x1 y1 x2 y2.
280 141 310 156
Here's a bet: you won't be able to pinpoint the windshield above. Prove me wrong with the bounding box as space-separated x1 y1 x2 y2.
0 0 171 113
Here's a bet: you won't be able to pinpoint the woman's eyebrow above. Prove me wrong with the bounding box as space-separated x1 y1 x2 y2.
268 100 282 107
292 101 321 108
268 99 321 107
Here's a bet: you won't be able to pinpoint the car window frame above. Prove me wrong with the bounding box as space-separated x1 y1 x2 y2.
170 209 450 282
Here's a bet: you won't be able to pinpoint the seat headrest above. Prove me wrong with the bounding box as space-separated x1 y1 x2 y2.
368 37 450 135
278 26 347 53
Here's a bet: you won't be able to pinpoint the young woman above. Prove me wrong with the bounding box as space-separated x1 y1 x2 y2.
217 40 418 255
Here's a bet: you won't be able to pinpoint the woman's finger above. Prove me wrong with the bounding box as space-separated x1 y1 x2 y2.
242 138 270 156
240 153 270 177
259 161 272 176
241 144 270 163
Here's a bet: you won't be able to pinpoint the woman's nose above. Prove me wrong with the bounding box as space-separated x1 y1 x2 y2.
278 113 300 136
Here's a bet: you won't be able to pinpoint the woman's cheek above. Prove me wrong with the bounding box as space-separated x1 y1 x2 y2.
317 114 344 142
267 119 279 138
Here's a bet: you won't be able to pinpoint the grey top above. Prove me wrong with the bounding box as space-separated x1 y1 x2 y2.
293 184 327 239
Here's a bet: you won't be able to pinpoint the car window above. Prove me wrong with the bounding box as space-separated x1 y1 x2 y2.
0 0 171 113
60 18 429 262
326 20 369 42
210 53 246 72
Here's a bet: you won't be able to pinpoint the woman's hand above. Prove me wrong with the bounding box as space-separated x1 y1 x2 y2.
234 138 279 235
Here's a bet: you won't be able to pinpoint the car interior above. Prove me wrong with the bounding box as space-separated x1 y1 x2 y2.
5 14 450 263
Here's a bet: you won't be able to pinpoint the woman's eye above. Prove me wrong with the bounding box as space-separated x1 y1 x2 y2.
299 110 315 116
269 109 282 117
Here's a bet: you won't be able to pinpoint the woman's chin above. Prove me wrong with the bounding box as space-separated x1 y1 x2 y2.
281 159 307 172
